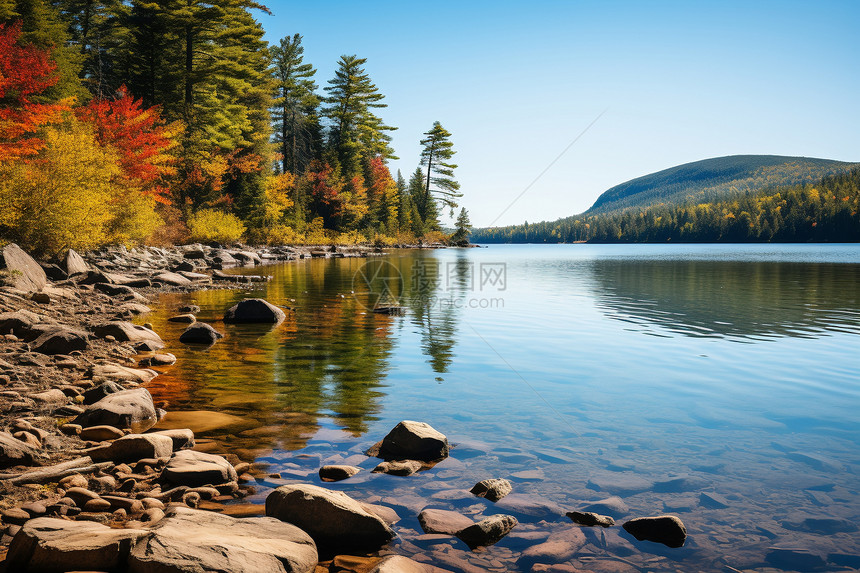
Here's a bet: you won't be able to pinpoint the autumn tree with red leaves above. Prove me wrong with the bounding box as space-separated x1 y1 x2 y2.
0 21 69 162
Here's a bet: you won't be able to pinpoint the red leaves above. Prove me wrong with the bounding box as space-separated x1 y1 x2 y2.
0 22 69 162
76 86 178 204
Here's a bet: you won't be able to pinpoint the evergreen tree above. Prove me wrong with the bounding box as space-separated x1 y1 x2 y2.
419 121 461 216
451 207 472 245
408 166 435 233
270 33 319 175
322 54 395 178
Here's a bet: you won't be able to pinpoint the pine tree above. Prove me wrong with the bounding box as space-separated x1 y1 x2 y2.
451 207 472 245
322 54 395 178
420 121 461 216
409 166 436 233
270 33 319 175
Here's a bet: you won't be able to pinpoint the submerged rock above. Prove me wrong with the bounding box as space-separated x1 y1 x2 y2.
470 478 513 502
418 508 474 535
622 515 687 548
223 298 286 324
128 506 317 573
567 510 615 527
266 484 395 552
373 460 422 476
319 464 361 482
456 514 518 549
370 555 453 572
366 420 449 463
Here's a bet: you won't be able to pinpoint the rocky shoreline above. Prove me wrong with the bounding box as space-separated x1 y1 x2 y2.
1 241 691 573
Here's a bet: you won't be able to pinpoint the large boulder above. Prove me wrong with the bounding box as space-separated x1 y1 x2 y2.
266 484 396 552
92 321 163 348
161 449 238 487
89 433 174 463
366 421 449 463
5 517 147 573
65 248 89 276
128 506 317 573
73 388 158 431
224 298 286 324
622 515 687 548
179 322 224 344
0 430 38 468
0 243 47 292
31 327 89 355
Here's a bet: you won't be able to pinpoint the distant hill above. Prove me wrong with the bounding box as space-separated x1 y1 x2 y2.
587 154 858 213
471 155 860 244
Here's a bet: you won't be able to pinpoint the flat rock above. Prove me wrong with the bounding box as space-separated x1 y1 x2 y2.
79 425 125 441
74 388 158 431
224 298 286 324
319 464 361 482
766 547 827 571
780 514 857 534
92 321 163 347
265 483 396 552
162 449 238 487
519 527 586 563
494 493 567 519
167 314 196 323
154 271 192 286
418 508 474 535
470 478 512 502
587 473 654 495
31 327 90 355
154 410 246 433
179 322 224 344
622 515 687 548
366 420 449 462
0 243 46 292
370 555 453 573
139 353 176 367
89 433 173 463
373 459 422 476
0 430 37 468
699 491 730 509
91 363 159 385
128 506 317 573
456 514 518 549
5 517 147 572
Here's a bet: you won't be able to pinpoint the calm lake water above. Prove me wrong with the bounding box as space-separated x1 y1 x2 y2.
142 244 860 572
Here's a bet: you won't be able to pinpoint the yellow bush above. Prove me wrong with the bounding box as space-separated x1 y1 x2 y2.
187 209 246 244
0 120 120 256
262 224 303 246
334 230 368 245
304 217 329 245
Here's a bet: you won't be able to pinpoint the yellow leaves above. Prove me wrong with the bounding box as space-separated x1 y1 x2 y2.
187 209 246 243
263 171 295 224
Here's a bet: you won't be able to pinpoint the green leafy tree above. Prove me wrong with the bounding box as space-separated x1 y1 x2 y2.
420 121 461 216
408 166 435 233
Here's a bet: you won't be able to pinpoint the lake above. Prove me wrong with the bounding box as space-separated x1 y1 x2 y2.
141 244 860 572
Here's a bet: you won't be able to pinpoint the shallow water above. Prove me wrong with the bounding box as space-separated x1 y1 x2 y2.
142 244 860 572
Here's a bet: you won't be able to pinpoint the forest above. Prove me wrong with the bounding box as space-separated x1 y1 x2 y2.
0 0 469 256
473 168 860 243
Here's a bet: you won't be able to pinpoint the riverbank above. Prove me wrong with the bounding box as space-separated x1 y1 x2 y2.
1 242 465 572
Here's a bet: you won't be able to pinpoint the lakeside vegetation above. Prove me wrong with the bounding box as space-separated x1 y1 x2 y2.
0 0 470 256
474 167 860 244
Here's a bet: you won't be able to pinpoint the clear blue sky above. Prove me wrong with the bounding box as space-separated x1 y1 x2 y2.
259 0 860 227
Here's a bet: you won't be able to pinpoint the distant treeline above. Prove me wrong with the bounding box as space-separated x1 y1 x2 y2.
473 168 860 243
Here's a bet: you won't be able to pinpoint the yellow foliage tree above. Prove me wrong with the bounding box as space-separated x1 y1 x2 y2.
187 209 246 243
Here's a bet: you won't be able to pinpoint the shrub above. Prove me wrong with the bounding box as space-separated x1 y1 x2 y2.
262 224 303 246
187 209 246 244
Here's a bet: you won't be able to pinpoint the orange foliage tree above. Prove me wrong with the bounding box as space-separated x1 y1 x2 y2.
0 22 70 162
